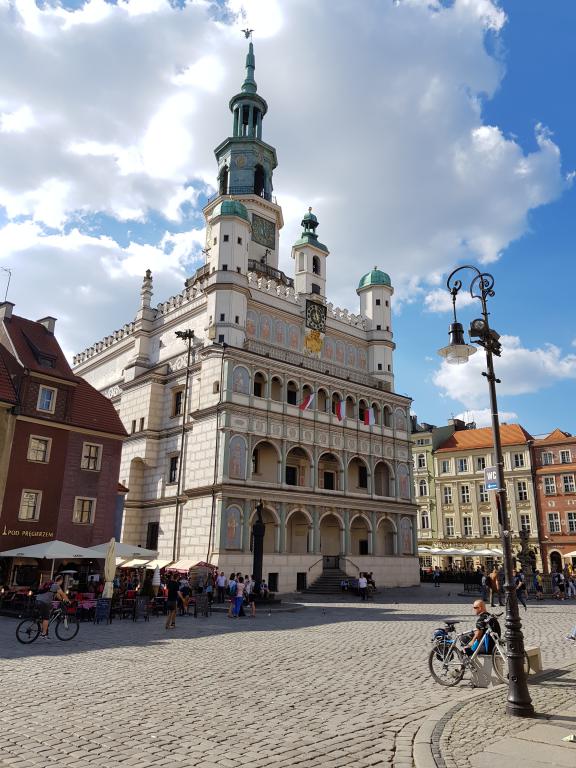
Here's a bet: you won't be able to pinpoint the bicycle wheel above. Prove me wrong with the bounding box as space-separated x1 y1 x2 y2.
55 614 79 641
16 617 40 644
492 643 530 683
428 642 465 686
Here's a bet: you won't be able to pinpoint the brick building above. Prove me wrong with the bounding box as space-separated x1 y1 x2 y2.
0 303 127 556
533 429 576 573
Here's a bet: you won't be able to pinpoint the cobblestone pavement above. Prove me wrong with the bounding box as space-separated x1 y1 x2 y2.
434 664 576 768
0 585 574 768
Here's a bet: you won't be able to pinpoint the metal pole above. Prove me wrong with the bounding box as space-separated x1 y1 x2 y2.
252 499 265 593
446 265 533 717
173 331 193 562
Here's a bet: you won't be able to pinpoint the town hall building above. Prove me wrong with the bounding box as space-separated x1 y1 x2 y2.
73 41 418 592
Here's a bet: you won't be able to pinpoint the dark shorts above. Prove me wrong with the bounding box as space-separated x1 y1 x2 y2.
246 594 255 603
36 600 51 619
166 600 177 610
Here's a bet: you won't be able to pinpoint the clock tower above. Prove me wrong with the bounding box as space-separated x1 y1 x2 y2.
291 209 329 299
205 38 283 270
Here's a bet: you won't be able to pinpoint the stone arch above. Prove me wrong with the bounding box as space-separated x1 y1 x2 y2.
318 451 343 491
228 435 248 480
287 379 299 406
371 401 381 425
395 408 407 431
331 391 343 416
383 405 393 428
319 512 343 556
317 387 329 413
345 395 356 419
347 456 370 493
358 398 368 422
286 509 312 554
285 446 312 487
127 457 146 501
253 370 267 398
374 460 394 497
350 513 372 556
270 375 283 401
251 440 280 483
249 505 279 554
550 550 562 573
377 517 396 556
302 383 314 407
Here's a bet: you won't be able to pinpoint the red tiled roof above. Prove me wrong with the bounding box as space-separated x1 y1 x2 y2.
0 350 16 405
534 428 575 446
2 315 75 381
436 423 534 452
69 378 127 437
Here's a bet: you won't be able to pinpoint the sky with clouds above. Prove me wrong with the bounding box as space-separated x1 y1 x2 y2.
0 0 574 435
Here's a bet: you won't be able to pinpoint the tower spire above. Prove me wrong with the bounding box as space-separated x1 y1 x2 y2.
241 40 257 94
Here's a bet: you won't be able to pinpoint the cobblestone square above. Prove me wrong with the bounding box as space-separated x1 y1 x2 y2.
0 586 574 768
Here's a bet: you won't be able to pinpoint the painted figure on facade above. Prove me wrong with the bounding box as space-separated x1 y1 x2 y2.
233 366 250 394
229 435 247 479
397 463 410 499
225 505 242 549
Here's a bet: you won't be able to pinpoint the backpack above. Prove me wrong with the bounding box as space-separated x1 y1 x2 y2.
37 581 53 594
228 581 237 597
486 615 501 639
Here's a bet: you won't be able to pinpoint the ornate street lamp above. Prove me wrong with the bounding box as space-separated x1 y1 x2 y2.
173 329 194 562
252 499 265 594
438 265 534 718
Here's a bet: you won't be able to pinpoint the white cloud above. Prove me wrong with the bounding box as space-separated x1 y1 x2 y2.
0 0 569 354
454 408 519 428
433 335 576 408
424 288 477 313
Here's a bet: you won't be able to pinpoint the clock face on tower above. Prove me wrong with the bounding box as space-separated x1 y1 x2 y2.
305 300 327 333
252 214 275 249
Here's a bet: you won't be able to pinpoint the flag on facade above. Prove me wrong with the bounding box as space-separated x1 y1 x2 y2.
363 407 376 426
299 392 315 411
335 399 345 421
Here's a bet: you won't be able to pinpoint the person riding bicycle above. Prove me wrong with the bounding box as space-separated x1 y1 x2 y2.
464 599 497 655
35 574 69 639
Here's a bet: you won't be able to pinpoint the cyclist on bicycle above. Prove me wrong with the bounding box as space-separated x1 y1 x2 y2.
464 599 494 655
35 574 69 639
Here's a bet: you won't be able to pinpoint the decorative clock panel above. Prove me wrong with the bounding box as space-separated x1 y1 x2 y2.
252 213 276 249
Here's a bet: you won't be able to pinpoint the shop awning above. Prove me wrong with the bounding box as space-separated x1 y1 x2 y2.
88 542 158 560
144 559 172 570
119 558 154 568
168 559 196 572
562 550 576 558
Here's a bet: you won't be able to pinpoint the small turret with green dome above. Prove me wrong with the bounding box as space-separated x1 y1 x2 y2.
292 208 329 253
358 267 392 290
211 199 250 223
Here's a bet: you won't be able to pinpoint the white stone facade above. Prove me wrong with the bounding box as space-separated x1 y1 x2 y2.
73 42 418 593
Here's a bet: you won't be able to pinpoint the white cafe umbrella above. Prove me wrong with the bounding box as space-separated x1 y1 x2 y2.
151 566 161 586
0 540 99 578
102 538 116 599
88 542 158 560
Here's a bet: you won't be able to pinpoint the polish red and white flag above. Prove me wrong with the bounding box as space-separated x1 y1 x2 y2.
299 393 315 411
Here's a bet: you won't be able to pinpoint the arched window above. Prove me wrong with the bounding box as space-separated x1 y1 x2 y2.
312 255 321 275
219 165 228 195
419 479 428 497
417 453 426 469
254 164 265 196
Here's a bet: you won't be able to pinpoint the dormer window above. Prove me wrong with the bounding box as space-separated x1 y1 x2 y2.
38 355 55 368
37 386 57 414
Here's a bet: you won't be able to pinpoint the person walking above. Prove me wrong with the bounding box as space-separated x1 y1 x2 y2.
216 571 226 603
165 573 183 629
358 573 367 601
226 573 237 618
515 569 528 611
533 570 544 601
432 566 441 588
480 569 491 602
233 576 245 618
489 566 503 607
244 574 256 618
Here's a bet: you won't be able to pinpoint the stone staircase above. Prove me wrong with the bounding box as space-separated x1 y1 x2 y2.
303 567 350 595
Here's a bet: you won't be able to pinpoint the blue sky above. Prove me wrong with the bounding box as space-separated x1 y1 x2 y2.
0 0 574 436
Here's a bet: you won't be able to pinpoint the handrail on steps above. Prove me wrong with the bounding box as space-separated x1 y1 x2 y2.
308 558 323 572
340 557 360 574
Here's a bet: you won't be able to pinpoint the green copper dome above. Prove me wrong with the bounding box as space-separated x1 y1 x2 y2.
358 267 392 289
212 199 250 222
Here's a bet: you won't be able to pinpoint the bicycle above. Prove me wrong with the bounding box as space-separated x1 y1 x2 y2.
428 614 529 687
16 603 79 644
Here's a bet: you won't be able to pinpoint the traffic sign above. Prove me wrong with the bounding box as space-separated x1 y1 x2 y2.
484 466 499 491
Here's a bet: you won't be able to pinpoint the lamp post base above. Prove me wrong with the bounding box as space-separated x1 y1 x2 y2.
506 700 535 718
